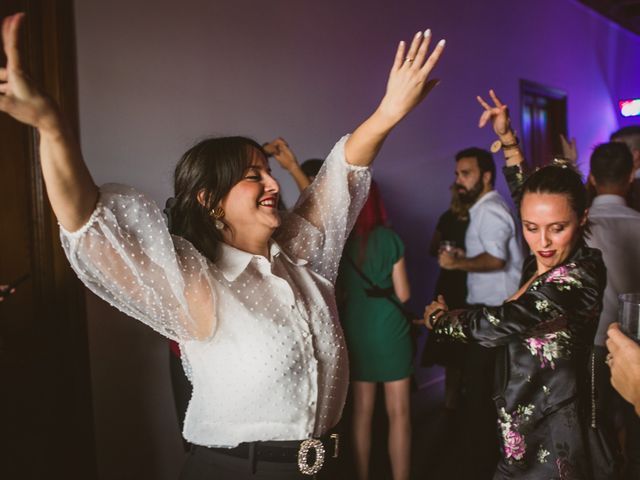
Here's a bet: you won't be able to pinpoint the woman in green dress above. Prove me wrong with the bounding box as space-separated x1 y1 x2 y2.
339 181 413 480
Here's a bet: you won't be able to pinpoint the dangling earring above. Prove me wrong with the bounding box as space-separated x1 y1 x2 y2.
210 206 225 230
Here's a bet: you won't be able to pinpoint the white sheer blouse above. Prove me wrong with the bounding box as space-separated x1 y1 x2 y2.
60 136 371 447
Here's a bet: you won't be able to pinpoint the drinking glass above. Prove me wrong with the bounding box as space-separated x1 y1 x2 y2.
439 240 456 254
618 293 640 344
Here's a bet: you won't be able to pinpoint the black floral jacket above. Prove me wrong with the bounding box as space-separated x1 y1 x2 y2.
433 164 610 477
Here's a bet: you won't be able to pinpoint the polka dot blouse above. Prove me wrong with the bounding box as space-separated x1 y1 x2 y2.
59 135 371 447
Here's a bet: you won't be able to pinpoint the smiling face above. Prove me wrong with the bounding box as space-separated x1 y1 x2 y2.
219 148 281 242
520 191 585 274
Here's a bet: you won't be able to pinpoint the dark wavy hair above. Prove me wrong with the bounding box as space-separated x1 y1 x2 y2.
171 136 265 262
521 165 589 237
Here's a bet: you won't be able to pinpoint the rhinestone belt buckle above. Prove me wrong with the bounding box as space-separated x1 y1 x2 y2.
297 438 325 475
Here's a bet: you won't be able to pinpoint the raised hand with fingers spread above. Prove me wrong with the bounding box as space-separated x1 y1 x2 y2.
477 89 512 137
559 134 578 164
0 12 97 232
477 90 525 168
0 13 56 129
345 29 445 167
379 29 444 124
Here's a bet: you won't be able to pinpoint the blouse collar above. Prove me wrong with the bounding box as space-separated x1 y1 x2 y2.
217 241 307 282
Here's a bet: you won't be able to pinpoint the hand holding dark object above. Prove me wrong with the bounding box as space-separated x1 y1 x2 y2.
0 284 15 302
606 322 640 416
422 295 448 329
438 249 459 270
0 274 29 301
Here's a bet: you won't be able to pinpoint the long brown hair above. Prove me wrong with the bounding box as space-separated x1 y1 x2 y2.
171 136 265 262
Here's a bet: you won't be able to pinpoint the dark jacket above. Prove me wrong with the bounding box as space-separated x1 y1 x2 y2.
433 163 618 478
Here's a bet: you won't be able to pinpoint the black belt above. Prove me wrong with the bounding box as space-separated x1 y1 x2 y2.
195 434 340 475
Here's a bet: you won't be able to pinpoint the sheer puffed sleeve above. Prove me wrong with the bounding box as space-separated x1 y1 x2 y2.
275 135 371 284
434 249 605 348
60 184 216 342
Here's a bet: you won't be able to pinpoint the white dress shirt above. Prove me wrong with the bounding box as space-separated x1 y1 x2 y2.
465 190 524 306
59 136 371 447
587 194 640 346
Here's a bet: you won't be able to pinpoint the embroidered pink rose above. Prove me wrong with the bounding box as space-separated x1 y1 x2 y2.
503 430 526 461
497 404 535 464
524 331 570 369
544 264 582 291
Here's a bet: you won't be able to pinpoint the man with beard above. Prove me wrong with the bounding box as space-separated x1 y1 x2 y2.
437 147 523 480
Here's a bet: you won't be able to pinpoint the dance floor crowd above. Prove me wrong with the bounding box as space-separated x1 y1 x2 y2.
2 11 640 480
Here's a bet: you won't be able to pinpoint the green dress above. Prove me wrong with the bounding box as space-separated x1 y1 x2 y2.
339 226 413 382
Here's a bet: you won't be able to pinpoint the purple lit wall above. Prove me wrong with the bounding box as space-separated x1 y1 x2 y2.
74 0 640 477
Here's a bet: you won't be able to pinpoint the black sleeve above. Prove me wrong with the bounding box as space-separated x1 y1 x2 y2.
434 255 604 348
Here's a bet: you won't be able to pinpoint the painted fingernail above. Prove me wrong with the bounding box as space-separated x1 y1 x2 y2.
424 29 431 38
416 31 423 38
438 39 446 47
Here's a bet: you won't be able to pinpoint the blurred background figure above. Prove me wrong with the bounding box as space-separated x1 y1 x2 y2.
587 141 640 478
423 184 471 410
338 181 412 480
610 126 640 211
437 146 523 479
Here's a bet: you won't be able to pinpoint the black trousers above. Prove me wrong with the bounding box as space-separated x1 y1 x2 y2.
595 344 638 478
459 342 499 480
179 444 342 480
624 402 640 480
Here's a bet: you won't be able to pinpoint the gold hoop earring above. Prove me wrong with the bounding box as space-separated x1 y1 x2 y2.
210 206 225 230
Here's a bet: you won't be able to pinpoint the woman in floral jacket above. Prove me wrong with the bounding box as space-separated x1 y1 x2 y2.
423 91 618 479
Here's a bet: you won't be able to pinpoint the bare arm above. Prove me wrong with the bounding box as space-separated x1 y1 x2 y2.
439 251 505 272
391 257 410 303
345 30 445 167
0 13 97 232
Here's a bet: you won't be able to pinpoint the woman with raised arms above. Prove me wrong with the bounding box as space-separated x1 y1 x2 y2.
0 13 444 479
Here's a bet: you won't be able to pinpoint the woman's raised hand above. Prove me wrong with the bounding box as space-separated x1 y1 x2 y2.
1 12 97 231
0 13 58 131
477 90 512 138
377 29 445 124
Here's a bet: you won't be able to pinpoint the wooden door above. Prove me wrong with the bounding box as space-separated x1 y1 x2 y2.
520 80 568 168
0 1 96 478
